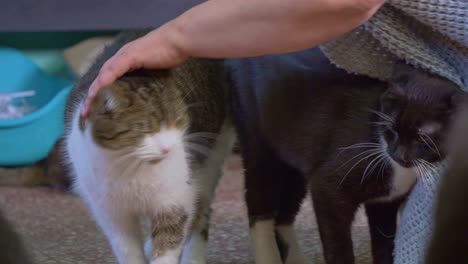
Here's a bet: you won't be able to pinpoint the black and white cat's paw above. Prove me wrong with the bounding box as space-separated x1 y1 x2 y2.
276 225 308 264
284 253 308 264
250 220 283 264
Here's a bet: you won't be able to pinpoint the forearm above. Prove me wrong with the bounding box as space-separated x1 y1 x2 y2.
166 0 385 58
81 0 385 116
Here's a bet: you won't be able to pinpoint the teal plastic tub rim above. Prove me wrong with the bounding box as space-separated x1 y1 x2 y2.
0 45 74 128
0 83 73 128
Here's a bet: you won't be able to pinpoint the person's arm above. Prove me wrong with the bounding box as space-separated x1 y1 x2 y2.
82 0 385 116
174 0 384 57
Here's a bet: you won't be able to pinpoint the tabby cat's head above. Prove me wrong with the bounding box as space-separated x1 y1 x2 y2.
378 62 467 168
86 76 189 162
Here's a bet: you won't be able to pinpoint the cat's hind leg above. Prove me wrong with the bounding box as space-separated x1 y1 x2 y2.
243 146 290 264
275 167 308 264
180 123 236 264
150 208 191 264
309 173 359 264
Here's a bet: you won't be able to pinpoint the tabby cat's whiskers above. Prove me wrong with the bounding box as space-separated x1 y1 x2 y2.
185 142 212 157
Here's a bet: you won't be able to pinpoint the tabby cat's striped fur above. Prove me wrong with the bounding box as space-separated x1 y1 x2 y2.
65 30 235 264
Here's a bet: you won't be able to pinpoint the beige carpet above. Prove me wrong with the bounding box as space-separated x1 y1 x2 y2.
0 155 372 263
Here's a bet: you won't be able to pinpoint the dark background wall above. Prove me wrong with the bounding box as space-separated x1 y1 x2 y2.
0 0 205 31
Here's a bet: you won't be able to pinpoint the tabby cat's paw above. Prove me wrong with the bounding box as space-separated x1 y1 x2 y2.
150 255 179 264
179 252 206 264
180 260 205 264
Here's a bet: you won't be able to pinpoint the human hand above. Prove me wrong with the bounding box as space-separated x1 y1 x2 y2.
81 24 188 117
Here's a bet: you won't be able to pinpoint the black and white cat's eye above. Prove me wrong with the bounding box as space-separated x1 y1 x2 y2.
385 129 399 144
380 92 400 112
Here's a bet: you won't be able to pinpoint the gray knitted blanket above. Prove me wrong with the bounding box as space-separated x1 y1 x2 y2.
321 1 467 263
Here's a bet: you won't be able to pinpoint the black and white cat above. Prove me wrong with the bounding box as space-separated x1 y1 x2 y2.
226 48 465 264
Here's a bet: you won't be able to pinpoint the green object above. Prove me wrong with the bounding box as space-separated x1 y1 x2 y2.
0 46 74 166
22 49 77 80
0 31 117 49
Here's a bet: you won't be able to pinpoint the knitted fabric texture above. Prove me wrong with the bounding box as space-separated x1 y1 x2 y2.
394 166 443 264
320 1 467 263
321 0 468 89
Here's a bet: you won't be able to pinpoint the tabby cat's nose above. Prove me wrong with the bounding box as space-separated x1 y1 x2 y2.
161 147 171 155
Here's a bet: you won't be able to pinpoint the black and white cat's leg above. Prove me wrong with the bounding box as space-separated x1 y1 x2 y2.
310 176 359 264
365 199 402 264
181 123 236 264
244 147 288 264
275 169 308 264
93 207 146 264
149 207 192 264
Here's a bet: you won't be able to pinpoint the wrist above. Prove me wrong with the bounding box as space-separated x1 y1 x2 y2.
160 18 191 60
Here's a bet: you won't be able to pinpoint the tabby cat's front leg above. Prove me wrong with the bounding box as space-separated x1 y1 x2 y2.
97 212 146 264
150 208 191 264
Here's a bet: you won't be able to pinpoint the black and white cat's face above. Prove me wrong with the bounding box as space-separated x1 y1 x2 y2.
379 90 449 168
377 63 466 168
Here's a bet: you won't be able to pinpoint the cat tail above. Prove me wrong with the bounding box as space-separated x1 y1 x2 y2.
0 140 71 191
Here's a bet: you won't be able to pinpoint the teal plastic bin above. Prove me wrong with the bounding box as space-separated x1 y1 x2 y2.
0 46 73 166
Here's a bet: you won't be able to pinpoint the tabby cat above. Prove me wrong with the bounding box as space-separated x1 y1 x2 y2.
64 30 234 264
226 48 465 264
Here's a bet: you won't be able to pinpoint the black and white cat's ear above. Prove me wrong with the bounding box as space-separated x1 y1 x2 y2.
389 61 417 95
449 90 468 111
390 61 414 86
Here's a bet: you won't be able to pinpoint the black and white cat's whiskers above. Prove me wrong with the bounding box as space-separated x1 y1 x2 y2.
369 109 395 125
338 142 388 186
350 112 395 186
418 132 441 158
361 148 389 184
413 159 440 188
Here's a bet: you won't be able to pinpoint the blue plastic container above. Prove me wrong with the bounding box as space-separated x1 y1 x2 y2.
0 46 74 166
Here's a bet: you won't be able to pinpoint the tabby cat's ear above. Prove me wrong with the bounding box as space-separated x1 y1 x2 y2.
94 82 131 112
91 86 115 113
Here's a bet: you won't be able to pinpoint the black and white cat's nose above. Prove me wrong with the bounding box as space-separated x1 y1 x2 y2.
392 146 413 167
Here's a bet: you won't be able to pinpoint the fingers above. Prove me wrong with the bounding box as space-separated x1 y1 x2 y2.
80 26 187 118
81 44 140 117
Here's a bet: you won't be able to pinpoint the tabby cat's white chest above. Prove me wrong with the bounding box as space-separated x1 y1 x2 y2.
65 112 194 216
